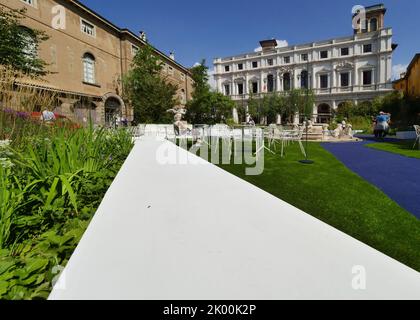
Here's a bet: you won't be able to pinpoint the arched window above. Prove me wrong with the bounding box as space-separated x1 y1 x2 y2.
283 73 291 91
301 71 308 89
370 18 378 32
83 53 96 84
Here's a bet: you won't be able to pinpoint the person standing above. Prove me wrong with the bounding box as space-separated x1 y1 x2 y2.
375 111 391 139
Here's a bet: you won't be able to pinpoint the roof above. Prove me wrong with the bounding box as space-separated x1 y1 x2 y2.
365 3 386 13
352 3 387 18
405 53 420 79
70 0 192 75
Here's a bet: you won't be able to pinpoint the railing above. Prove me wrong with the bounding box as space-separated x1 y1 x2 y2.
228 84 393 100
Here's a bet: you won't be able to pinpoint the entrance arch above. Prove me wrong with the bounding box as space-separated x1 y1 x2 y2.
317 103 332 123
103 93 125 127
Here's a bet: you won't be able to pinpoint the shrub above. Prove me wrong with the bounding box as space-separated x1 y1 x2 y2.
0 124 133 299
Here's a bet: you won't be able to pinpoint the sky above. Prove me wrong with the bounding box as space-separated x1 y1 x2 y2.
81 0 420 81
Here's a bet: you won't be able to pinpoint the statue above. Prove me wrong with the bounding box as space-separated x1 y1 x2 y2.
167 107 190 135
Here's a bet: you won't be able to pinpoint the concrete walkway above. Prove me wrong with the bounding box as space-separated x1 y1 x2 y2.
322 139 420 219
49 137 420 300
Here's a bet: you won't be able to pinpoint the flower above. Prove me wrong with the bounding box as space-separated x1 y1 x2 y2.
16 111 29 119
0 140 11 148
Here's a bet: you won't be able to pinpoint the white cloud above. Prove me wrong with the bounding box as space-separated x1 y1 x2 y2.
392 64 408 80
193 62 201 67
254 39 288 52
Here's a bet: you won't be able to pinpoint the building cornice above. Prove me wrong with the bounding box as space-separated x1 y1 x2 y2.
214 28 393 64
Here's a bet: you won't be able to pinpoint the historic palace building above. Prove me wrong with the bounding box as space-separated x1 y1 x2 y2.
213 4 396 123
1 0 194 125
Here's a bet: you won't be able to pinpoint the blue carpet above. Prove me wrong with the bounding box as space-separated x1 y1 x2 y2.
322 140 420 219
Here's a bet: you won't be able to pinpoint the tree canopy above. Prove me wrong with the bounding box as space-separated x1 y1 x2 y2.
246 89 315 124
185 60 235 124
0 7 48 76
123 44 178 124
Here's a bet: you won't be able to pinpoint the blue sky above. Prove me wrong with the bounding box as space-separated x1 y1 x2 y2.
82 0 419 78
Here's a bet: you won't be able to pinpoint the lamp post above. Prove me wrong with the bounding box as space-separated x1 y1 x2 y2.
299 62 314 165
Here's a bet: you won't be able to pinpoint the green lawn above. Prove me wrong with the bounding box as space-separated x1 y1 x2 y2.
216 142 420 272
366 140 420 159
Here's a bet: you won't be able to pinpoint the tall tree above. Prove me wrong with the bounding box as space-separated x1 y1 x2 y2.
0 7 48 76
123 44 178 124
186 60 235 124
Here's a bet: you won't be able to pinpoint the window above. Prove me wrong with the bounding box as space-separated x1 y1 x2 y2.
168 66 174 75
252 61 258 68
224 84 230 96
267 59 274 66
252 82 258 93
363 44 372 53
301 54 308 62
283 56 290 64
320 51 328 59
363 70 372 85
238 83 244 95
301 71 308 89
81 19 95 37
341 47 349 56
20 27 37 58
225 65 230 72
83 53 96 84
131 45 139 56
238 63 244 70
283 73 291 91
370 18 378 32
340 72 350 87
21 0 37 7
181 73 185 81
180 89 186 104
320 74 329 88
267 75 274 92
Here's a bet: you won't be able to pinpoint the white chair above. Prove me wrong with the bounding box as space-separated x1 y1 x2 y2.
131 124 145 138
278 127 306 158
413 125 420 150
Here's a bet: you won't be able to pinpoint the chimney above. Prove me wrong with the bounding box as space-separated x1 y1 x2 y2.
170 52 175 60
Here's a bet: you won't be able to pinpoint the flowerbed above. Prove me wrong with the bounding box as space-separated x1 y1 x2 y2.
0 124 133 299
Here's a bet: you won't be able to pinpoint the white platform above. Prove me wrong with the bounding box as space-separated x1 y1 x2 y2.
49 137 420 300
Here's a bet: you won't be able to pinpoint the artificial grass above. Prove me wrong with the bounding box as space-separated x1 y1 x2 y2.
366 140 420 159
217 142 420 272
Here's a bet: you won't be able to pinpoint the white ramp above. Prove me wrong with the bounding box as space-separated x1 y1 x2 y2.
49 138 420 300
